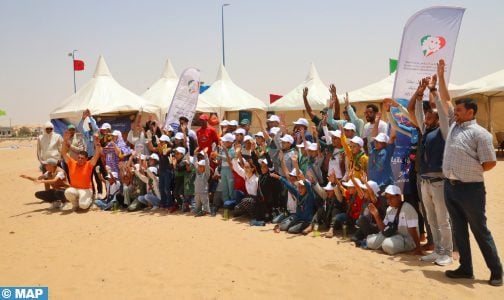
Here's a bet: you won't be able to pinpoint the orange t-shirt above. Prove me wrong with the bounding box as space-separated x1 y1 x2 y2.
67 158 94 189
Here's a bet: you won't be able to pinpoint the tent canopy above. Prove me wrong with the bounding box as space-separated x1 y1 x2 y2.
141 59 179 121
454 68 504 98
50 55 159 120
196 65 267 116
269 63 330 111
345 72 461 103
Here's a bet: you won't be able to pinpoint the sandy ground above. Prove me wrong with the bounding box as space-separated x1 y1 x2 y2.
1 142 503 299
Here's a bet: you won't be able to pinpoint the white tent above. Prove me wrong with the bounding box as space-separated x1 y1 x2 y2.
141 59 179 121
453 68 504 136
50 55 159 120
346 72 462 103
196 64 267 117
269 63 330 111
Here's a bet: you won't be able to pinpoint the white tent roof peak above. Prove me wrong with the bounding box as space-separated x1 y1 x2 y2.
306 62 320 81
216 64 232 82
93 55 112 78
161 59 178 79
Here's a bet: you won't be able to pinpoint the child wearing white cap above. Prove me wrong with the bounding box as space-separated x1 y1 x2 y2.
173 146 189 211
368 129 397 188
193 147 211 216
340 125 368 182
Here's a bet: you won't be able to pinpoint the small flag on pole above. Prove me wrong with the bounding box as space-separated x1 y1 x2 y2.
269 94 282 104
389 58 398 74
74 60 85 71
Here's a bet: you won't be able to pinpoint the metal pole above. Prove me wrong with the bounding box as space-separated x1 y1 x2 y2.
72 49 78 93
221 4 230 66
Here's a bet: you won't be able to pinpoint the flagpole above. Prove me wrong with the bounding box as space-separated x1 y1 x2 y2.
70 49 78 93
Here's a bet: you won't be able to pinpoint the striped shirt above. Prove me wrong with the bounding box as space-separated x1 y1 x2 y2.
442 119 496 182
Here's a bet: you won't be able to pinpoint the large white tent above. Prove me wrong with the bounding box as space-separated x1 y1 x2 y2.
141 59 179 121
50 55 159 120
453 68 504 138
196 64 267 117
269 63 330 111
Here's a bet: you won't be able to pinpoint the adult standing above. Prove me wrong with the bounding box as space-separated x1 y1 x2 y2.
362 104 388 153
196 114 219 156
441 58 502 286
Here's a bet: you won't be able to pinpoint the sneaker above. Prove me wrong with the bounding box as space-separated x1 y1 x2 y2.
195 211 207 217
445 267 474 279
421 252 441 263
489 273 503 287
150 206 159 211
435 255 453 266
435 254 453 266
51 200 62 209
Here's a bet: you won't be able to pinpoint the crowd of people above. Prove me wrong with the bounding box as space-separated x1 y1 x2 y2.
24 59 502 286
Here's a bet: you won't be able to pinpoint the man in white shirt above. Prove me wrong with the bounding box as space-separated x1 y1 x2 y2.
362 104 388 153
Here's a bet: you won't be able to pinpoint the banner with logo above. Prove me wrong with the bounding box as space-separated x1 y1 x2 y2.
391 6 465 189
163 68 201 131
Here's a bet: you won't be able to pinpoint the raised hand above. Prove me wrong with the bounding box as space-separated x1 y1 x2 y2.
437 59 446 79
368 203 379 217
374 112 382 124
344 92 350 108
303 87 309 99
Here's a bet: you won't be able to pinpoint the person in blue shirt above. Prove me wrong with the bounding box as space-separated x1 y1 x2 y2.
368 126 397 188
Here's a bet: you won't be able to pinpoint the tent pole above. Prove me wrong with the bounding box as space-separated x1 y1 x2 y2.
488 96 493 133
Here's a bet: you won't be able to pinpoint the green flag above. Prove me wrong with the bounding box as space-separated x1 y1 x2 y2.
0 109 6 117
389 58 398 74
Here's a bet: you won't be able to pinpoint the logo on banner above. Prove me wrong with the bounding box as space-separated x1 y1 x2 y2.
188 80 199 94
421 35 446 56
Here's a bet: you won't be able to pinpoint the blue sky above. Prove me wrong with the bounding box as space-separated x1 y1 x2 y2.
1 0 503 125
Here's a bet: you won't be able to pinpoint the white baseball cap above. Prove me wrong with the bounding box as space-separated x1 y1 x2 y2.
343 122 356 131
343 178 363 188
329 130 342 138
112 130 121 137
323 182 335 191
140 154 147 160
228 120 238 126
175 147 186 155
307 143 318 151
254 132 264 138
373 132 390 143
293 118 309 127
220 120 229 126
165 125 174 132
296 141 311 148
269 127 280 135
197 160 206 166
296 180 305 186
159 134 171 142
243 135 253 143
350 136 364 147
280 134 294 144
221 133 236 143
174 132 184 140
100 123 112 130
267 115 280 122
383 185 402 196
289 168 297 177
149 153 160 161
234 128 246 135
366 180 380 196
148 166 158 175
258 158 268 165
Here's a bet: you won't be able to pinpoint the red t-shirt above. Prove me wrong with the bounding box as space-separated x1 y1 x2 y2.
345 190 364 220
197 126 219 155
67 158 94 189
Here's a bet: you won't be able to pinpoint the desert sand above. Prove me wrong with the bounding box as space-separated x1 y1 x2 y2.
1 141 503 299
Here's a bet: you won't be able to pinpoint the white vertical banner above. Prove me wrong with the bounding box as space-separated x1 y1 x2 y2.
391 6 465 189
163 67 201 131
392 6 465 100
